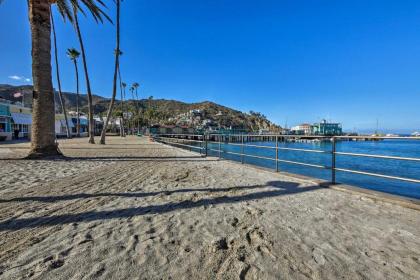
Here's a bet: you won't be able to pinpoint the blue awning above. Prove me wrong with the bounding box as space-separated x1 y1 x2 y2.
11 113 32 125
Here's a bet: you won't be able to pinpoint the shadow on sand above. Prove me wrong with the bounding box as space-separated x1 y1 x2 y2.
0 181 330 231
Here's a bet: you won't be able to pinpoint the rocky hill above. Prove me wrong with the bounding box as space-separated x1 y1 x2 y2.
0 84 280 132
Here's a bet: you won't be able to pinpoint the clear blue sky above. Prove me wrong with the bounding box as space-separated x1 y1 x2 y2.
1 0 420 132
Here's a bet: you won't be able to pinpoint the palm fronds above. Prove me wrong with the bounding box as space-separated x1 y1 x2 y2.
53 0 112 24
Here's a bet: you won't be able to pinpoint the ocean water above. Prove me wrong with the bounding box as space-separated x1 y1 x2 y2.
197 139 420 199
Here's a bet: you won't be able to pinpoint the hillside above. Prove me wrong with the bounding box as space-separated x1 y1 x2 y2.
0 84 280 132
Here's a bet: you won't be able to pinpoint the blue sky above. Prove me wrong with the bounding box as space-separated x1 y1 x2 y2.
1 0 420 132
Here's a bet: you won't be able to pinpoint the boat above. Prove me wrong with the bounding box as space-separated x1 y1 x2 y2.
411 131 420 137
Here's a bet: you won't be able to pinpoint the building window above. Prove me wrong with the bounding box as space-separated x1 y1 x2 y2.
0 117 10 132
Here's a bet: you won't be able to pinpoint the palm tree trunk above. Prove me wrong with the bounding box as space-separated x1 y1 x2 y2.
134 88 140 133
73 7 95 144
74 60 80 137
118 66 125 137
27 0 61 158
100 0 120 144
51 8 71 139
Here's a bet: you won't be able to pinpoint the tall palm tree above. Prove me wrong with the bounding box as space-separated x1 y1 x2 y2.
100 0 122 144
55 0 111 143
67 48 81 137
24 0 59 157
120 81 126 137
132 82 140 100
73 6 94 143
0 0 109 157
132 82 140 132
100 53 121 143
129 85 135 134
51 6 71 139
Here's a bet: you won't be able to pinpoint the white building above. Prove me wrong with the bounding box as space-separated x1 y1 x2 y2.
291 123 313 135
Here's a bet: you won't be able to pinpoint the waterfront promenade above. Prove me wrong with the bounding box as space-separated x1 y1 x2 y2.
0 136 419 279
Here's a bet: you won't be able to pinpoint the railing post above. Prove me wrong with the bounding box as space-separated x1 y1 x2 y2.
241 134 244 164
275 135 279 172
331 137 336 184
218 135 222 159
204 134 208 157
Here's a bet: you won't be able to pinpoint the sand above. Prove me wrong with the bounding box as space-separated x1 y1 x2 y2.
0 136 419 279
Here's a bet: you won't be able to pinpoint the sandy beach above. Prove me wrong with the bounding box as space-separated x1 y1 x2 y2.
0 136 419 279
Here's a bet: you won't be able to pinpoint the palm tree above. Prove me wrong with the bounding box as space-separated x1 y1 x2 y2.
73 6 94 143
129 86 135 134
67 48 81 137
22 0 59 157
54 0 111 143
100 50 121 143
51 7 71 139
100 1 121 144
132 82 140 132
120 81 127 137
132 83 140 100
0 0 109 157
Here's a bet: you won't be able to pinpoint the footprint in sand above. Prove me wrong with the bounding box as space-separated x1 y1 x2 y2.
33 247 72 276
246 228 277 260
210 237 229 252
312 247 326 265
78 232 94 245
86 263 106 278
230 217 239 227
145 228 156 234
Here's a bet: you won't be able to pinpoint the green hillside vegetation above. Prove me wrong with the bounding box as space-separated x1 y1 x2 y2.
0 84 280 132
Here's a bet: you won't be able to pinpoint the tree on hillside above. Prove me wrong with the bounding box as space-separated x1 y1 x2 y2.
100 0 122 144
67 48 81 137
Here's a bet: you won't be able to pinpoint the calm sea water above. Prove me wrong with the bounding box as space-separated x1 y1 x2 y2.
201 139 420 199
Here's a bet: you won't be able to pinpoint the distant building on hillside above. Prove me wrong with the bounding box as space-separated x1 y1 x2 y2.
291 123 313 135
312 120 342 136
148 125 195 135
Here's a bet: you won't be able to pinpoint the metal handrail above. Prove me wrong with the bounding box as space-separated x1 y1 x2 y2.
155 134 420 187
156 138 204 151
334 168 420 184
155 133 205 138
334 151 420 162
279 147 330 154
209 134 332 138
207 133 420 140
207 141 276 150
156 136 204 143
335 135 420 140
277 159 328 169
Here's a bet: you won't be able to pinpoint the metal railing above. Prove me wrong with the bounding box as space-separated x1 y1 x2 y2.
153 135 206 156
153 134 420 185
